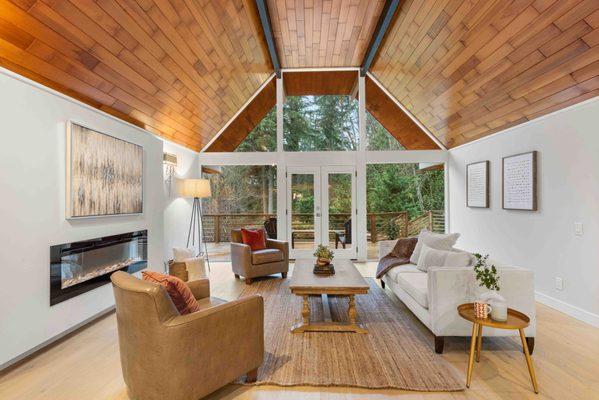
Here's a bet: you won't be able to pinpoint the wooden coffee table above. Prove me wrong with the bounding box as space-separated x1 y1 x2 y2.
289 259 369 334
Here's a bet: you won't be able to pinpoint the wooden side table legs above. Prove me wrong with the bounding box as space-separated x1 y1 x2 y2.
519 328 539 394
466 322 478 388
476 325 483 362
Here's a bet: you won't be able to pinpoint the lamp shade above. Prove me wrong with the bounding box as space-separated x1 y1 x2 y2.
179 179 211 198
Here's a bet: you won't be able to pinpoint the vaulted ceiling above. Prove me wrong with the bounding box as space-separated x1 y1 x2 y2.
0 0 597 150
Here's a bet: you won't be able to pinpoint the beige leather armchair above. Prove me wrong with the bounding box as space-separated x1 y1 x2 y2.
110 271 264 400
230 228 289 284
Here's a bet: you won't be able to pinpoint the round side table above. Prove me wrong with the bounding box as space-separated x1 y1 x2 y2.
457 303 539 394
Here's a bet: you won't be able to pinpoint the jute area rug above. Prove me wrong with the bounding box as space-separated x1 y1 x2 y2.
237 278 465 391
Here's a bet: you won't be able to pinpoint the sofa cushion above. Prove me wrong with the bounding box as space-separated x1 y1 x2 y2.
241 228 267 251
385 264 421 283
142 271 200 315
410 229 460 264
252 248 283 265
416 244 473 272
396 272 429 309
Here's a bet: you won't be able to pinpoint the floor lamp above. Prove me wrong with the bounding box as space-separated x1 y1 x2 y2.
179 179 211 272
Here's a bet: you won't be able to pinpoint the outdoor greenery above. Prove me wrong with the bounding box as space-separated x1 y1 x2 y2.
209 95 444 234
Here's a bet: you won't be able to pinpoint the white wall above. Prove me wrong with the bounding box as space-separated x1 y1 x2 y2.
162 141 201 261
448 98 599 327
0 70 165 367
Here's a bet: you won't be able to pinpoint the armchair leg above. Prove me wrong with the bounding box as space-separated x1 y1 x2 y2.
281 272 287 279
526 337 535 355
380 280 385 289
434 336 445 354
234 274 240 279
246 368 258 383
245 278 253 285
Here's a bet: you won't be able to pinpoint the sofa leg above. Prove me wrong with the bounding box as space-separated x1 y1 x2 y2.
245 278 253 285
234 274 240 279
246 368 258 383
281 272 287 279
434 336 445 354
526 337 535 355
380 280 385 289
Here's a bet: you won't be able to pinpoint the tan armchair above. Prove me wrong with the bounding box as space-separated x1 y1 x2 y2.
110 271 264 400
230 228 289 284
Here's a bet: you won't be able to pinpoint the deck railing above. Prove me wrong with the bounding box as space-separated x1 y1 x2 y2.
202 210 444 243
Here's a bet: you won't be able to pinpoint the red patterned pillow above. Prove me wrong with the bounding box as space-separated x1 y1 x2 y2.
241 228 266 251
142 271 200 315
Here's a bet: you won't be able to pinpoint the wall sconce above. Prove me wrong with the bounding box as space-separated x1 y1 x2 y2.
163 152 177 194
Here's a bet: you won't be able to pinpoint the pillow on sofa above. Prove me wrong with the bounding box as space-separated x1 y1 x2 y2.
416 244 472 272
173 247 194 262
142 271 200 315
241 228 267 251
184 257 207 281
410 229 460 264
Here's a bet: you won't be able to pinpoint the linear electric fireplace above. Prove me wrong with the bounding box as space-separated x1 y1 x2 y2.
50 230 147 305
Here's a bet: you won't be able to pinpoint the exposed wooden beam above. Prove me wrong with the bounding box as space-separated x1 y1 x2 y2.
256 0 281 78
360 0 401 77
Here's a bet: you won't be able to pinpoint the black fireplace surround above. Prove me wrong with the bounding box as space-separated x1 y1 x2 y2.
50 230 147 305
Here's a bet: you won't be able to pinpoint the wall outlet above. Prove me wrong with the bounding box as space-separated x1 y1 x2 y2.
574 222 583 236
555 277 564 291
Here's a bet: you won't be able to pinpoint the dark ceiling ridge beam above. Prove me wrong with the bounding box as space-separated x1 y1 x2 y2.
255 0 281 78
360 0 401 77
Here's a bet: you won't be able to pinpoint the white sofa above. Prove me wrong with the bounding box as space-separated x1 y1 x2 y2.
378 240 536 354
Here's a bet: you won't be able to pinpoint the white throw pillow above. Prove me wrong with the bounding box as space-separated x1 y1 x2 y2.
410 229 460 264
173 247 195 262
416 244 472 272
184 257 208 280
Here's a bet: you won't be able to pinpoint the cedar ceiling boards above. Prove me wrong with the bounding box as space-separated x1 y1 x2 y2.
267 0 387 68
371 0 599 148
0 0 274 151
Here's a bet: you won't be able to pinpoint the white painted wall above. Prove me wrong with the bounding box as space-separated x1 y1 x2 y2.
162 141 201 261
448 98 599 327
0 70 165 367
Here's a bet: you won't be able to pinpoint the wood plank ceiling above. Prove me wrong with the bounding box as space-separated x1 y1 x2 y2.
0 0 274 151
267 0 387 67
370 0 599 148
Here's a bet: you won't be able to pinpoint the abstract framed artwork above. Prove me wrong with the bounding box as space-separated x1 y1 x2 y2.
66 121 143 218
502 151 537 211
466 160 489 208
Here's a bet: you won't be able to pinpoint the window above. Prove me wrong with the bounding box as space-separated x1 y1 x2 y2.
366 111 404 151
203 165 277 260
234 107 276 152
366 163 445 259
284 95 359 151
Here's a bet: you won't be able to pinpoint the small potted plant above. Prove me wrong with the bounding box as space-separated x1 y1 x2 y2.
314 245 334 266
473 253 507 321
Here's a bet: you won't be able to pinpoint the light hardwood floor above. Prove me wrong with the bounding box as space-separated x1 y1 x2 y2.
1 262 598 400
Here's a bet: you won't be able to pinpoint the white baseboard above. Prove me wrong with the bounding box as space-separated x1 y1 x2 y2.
535 291 599 328
0 306 115 371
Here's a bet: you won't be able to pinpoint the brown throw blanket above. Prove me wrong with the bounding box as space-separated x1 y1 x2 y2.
375 237 418 279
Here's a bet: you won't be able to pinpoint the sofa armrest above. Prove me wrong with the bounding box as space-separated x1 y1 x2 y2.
428 266 536 337
163 295 264 385
186 278 210 300
266 239 289 261
231 242 252 276
377 240 398 260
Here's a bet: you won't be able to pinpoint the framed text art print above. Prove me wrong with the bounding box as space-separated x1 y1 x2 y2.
467 161 489 208
502 151 537 211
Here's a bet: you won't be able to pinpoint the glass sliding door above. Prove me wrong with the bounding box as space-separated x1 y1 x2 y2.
287 167 321 259
287 166 356 259
321 166 356 259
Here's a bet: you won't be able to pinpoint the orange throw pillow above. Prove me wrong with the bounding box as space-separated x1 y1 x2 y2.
241 228 267 251
142 271 201 315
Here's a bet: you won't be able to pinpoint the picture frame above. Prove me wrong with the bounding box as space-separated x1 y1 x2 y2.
66 121 144 219
502 151 537 211
466 161 489 208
